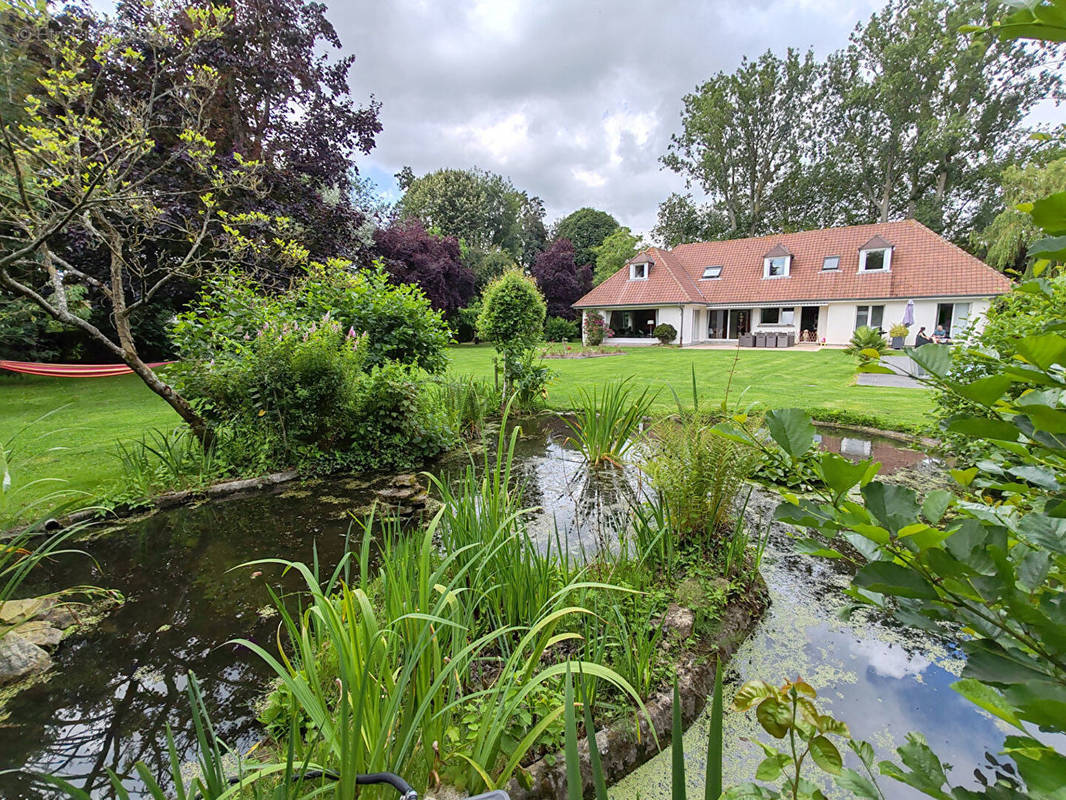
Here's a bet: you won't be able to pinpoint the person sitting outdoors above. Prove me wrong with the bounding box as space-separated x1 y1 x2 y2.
932 324 952 344
915 326 933 346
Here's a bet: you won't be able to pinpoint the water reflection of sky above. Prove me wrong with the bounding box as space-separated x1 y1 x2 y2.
612 526 1012 800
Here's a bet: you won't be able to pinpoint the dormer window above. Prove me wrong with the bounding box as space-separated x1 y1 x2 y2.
629 256 652 280
762 244 792 278
858 235 893 273
701 265 723 279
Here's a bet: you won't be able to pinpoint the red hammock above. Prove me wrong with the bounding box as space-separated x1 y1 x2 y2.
0 360 174 377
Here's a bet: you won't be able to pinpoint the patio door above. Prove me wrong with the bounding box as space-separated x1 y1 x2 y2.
936 302 971 337
707 309 728 339
728 309 751 339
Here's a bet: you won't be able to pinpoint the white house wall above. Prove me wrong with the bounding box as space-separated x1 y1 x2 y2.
583 299 993 347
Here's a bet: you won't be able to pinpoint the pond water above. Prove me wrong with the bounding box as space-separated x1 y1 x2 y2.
0 420 1006 799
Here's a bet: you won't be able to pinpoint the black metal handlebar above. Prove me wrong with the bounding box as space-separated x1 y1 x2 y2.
355 771 418 800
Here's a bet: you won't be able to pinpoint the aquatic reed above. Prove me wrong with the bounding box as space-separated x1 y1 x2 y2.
562 378 656 467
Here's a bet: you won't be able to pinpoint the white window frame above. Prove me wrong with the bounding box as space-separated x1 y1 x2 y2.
855 304 885 330
763 255 791 279
701 265 723 279
760 307 795 326
629 262 648 280
859 248 892 273
822 256 840 271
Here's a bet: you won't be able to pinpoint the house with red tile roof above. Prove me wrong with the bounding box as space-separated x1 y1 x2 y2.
572 219 1012 347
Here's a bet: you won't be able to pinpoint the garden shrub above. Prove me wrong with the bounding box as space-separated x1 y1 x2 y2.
645 409 760 546
476 269 548 403
173 321 452 472
582 313 609 345
933 273 1066 459
652 322 677 344
543 315 579 342
174 260 452 373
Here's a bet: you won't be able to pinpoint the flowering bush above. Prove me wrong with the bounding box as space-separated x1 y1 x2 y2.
173 261 452 373
582 313 610 345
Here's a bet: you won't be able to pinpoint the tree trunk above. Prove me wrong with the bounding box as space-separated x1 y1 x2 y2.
126 356 215 448
101 218 216 449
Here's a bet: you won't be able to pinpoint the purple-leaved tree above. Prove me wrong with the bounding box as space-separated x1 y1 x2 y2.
529 239 591 320
373 220 475 315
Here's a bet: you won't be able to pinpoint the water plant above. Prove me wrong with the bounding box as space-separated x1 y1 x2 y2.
562 378 656 467
113 427 225 500
429 376 499 437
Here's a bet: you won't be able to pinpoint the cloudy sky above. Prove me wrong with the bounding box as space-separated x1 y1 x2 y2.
329 0 884 236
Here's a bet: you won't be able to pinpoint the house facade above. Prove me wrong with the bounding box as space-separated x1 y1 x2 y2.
573 220 1012 347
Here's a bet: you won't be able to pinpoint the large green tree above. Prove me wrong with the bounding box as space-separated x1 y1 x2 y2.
662 48 819 238
973 156 1066 273
820 0 1058 237
397 167 545 266
591 227 641 285
551 207 618 269
651 194 731 248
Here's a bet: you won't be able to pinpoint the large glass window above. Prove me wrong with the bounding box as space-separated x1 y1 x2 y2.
761 307 795 325
856 304 884 330
608 309 657 337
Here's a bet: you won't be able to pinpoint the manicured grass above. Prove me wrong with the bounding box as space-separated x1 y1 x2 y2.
0 373 175 516
448 344 931 431
1 345 929 522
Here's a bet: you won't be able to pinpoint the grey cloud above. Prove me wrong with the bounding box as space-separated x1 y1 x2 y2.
331 0 882 236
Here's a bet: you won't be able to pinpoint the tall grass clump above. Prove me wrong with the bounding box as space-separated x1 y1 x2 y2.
237 505 649 796
644 377 760 550
429 376 499 438
562 378 656 467
113 427 225 500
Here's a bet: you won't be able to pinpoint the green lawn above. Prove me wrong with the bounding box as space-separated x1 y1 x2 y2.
447 344 930 429
0 345 929 521
0 373 175 514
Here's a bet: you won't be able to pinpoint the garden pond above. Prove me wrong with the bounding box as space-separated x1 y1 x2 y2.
0 419 1011 798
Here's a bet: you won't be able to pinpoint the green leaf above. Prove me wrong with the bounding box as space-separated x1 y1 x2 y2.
1027 235 1066 260
1028 191 1066 235
952 374 1013 407
906 344 951 378
706 660 724 800
861 482 920 535
1015 333 1066 370
849 739 875 769
765 408 815 459
756 698 792 739
921 490 952 524
819 452 873 500
755 754 787 781
950 678 1025 731
834 768 881 800
809 735 843 775
854 561 939 600
733 680 777 711
672 676 686 800
944 415 1021 442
